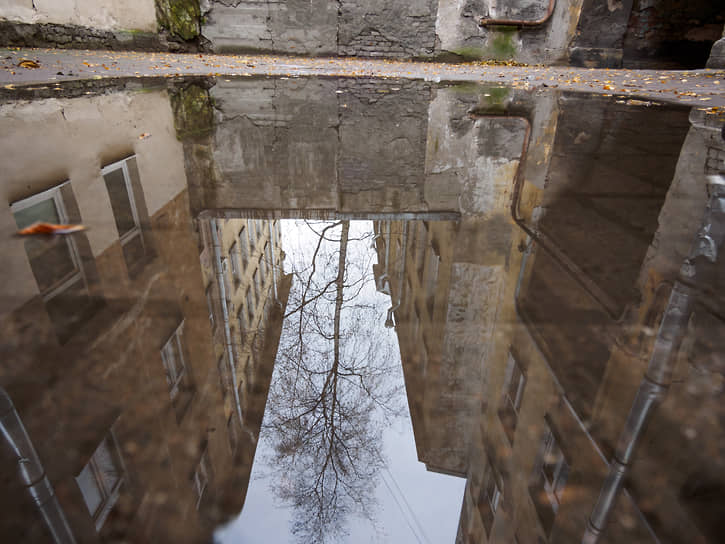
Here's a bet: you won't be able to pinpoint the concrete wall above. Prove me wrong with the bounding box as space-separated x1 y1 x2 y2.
202 0 582 62
0 0 157 32
179 77 436 216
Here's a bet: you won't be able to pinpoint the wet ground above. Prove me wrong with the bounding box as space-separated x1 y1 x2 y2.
1 48 725 108
1 54 725 544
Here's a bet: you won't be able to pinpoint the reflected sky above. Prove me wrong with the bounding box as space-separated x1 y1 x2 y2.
212 220 464 543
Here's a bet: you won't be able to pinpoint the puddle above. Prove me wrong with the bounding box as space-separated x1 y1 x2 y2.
1 77 724 543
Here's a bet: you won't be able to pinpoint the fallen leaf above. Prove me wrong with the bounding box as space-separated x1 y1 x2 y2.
18 59 40 69
17 222 86 235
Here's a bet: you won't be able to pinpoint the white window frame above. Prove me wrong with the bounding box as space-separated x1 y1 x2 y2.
540 428 568 514
192 449 210 509
221 256 232 300
206 285 215 328
502 352 526 417
10 181 87 302
160 321 187 400
484 464 501 515
74 429 125 531
101 156 145 254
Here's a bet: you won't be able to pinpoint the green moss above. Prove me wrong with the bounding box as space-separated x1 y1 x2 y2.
155 0 201 41
450 46 487 62
170 84 214 140
489 27 518 60
482 86 510 107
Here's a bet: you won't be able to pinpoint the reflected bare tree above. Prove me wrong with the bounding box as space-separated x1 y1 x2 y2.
264 220 402 543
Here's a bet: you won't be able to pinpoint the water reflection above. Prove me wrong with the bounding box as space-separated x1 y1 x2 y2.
261 220 401 542
1 75 724 543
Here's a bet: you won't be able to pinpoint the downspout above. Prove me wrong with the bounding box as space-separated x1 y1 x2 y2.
514 246 662 543
210 219 245 427
268 221 278 302
386 221 408 328
0 388 76 544
376 221 393 294
479 0 556 27
582 176 725 543
505 113 622 319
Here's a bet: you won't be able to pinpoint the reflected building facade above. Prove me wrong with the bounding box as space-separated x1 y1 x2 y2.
170 72 725 542
0 85 289 542
377 95 724 543
1 72 725 544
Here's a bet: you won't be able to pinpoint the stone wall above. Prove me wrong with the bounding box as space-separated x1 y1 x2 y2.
338 0 438 58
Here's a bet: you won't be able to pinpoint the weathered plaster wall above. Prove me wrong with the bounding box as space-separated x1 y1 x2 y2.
0 0 157 32
202 0 337 55
436 0 584 64
181 77 434 214
203 0 438 57
0 89 188 315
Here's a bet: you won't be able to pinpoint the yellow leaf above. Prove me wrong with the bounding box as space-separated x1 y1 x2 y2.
18 59 40 69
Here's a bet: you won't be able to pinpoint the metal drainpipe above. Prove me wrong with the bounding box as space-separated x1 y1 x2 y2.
386 221 408 328
268 221 278 302
479 0 556 27
0 388 76 544
210 219 245 427
582 177 725 543
505 113 622 319
376 221 393 294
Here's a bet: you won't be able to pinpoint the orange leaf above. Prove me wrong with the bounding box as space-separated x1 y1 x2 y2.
17 222 86 235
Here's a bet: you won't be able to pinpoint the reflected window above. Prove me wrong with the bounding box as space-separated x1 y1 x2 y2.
230 241 242 284
227 414 240 455
221 257 233 299
238 226 249 270
161 320 194 420
248 220 256 250
217 355 231 398
75 430 124 531
246 288 255 328
237 309 246 344
101 156 149 276
498 352 526 444
478 460 502 536
206 285 215 329
253 268 260 302
265 239 272 268
530 419 570 534
259 253 266 288
11 181 97 343
192 449 211 509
